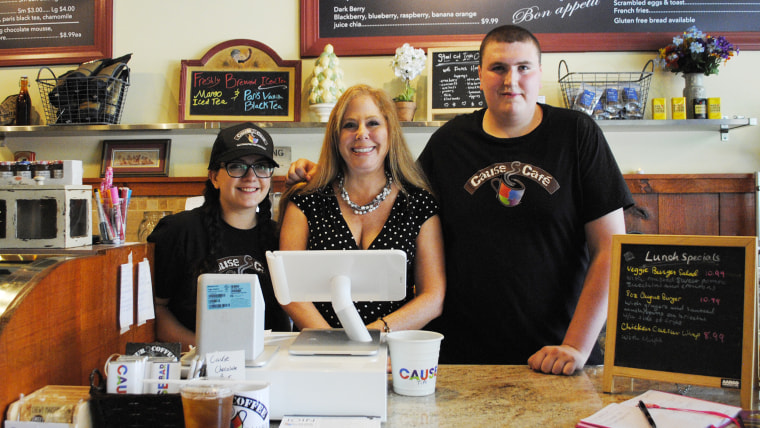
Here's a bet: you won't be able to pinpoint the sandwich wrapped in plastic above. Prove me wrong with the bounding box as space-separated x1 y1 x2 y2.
6 385 91 426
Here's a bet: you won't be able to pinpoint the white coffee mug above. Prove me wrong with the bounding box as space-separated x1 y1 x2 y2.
230 383 270 428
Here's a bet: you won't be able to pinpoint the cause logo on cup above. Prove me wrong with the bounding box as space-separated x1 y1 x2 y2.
397 365 438 384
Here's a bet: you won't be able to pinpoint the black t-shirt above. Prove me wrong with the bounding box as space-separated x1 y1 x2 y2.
148 207 291 333
419 105 634 364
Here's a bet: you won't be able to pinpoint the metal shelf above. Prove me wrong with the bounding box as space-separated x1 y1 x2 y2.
596 117 757 141
0 117 755 142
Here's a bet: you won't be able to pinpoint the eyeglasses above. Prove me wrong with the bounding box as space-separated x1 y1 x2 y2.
223 161 275 178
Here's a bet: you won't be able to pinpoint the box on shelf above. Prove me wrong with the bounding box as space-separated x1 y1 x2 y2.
672 97 687 120
708 97 722 119
0 160 83 186
0 184 92 248
651 98 666 120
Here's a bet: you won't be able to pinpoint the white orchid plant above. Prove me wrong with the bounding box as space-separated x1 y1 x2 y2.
308 44 346 105
391 43 426 102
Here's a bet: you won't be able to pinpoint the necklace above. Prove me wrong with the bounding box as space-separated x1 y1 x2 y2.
339 171 393 215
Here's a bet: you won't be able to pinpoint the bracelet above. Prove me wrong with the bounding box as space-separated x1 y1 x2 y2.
379 317 391 333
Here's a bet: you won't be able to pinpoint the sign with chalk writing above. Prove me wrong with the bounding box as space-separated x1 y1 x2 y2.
179 39 300 122
426 47 483 120
0 0 112 67
603 234 757 409
302 0 760 56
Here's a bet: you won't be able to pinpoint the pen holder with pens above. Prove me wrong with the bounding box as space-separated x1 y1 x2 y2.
95 187 130 244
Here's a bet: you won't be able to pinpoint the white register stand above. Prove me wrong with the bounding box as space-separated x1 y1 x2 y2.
245 332 388 421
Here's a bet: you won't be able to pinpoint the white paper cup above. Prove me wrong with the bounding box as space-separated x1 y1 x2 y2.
230 383 270 428
386 330 444 396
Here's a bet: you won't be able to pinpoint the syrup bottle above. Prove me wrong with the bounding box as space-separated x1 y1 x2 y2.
16 76 31 126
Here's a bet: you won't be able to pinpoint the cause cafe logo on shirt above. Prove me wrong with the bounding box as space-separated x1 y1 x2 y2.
464 161 560 195
397 365 438 383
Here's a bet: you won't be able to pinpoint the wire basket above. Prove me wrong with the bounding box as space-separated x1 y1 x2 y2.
89 369 184 428
36 65 130 125
558 60 653 120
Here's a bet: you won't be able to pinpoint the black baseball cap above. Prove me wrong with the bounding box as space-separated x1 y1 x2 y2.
208 122 278 169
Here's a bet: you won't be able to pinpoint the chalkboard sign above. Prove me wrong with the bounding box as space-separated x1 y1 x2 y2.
185 70 291 118
302 0 760 56
426 48 484 120
603 234 757 409
179 40 300 123
0 0 112 67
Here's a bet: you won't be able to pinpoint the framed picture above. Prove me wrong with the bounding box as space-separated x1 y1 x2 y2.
101 139 171 177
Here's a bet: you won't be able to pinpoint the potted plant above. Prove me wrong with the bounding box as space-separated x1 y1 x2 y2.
656 26 738 118
391 43 426 121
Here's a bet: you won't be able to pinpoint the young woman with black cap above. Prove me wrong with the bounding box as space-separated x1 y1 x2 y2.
148 122 291 351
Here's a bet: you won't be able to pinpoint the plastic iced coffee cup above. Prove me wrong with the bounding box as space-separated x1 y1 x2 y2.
386 330 444 396
180 383 234 428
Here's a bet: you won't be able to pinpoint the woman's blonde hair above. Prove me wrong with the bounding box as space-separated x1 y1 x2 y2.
281 84 431 218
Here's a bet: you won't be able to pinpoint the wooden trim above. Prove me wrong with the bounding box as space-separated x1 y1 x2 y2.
624 173 756 194
83 176 287 196
82 174 753 199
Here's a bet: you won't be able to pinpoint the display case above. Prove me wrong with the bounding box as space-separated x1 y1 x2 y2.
0 243 155 420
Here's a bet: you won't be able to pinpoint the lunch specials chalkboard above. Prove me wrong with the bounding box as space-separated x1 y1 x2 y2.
179 40 300 122
603 234 757 409
0 0 111 67
302 0 760 56
426 47 483 120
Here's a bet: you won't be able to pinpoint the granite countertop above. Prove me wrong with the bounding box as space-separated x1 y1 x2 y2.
383 365 745 427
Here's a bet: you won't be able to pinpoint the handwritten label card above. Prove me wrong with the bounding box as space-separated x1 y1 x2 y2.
205 350 245 380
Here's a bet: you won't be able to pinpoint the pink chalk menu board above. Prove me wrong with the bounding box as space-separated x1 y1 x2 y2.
179 39 301 123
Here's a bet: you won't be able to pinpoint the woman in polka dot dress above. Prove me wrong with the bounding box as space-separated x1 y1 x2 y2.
279 84 446 333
